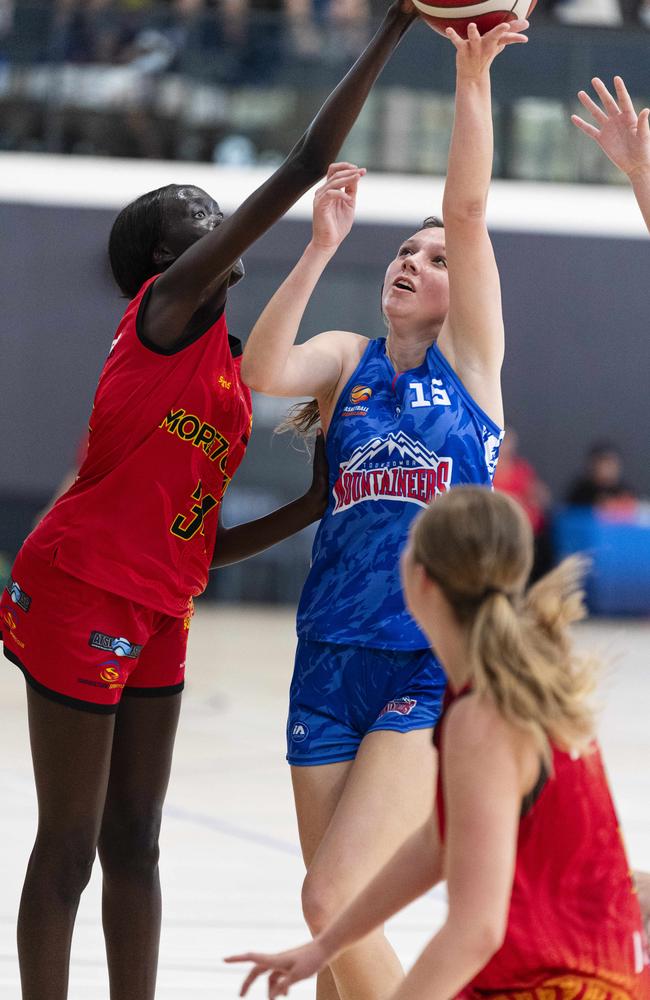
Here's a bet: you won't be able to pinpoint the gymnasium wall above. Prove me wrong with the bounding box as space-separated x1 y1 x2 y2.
1 155 648 590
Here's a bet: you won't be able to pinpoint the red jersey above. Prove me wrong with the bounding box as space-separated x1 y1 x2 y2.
493 458 545 534
436 691 650 1000
28 276 252 616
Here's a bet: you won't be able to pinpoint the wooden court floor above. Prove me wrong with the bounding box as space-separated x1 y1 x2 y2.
1 605 649 998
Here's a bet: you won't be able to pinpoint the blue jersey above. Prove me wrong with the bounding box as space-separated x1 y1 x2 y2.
296 337 503 650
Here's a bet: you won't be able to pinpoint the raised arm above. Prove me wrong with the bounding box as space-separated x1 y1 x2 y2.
240 162 368 402
436 21 528 428
225 813 443 998
145 3 416 349
572 76 650 234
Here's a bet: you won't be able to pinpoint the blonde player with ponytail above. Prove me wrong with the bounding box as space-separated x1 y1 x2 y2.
228 486 650 1000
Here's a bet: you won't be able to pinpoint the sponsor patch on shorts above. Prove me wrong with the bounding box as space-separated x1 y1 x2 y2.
290 721 310 743
88 631 142 659
7 576 32 613
377 696 417 719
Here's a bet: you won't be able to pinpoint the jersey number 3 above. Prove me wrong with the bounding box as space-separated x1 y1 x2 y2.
171 480 218 541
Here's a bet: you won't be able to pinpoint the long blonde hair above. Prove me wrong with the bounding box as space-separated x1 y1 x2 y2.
411 486 597 761
275 398 321 437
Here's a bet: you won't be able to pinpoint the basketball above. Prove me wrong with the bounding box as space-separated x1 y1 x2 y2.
412 0 536 38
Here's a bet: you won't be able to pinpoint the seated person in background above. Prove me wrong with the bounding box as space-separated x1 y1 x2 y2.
493 427 552 579
566 441 637 513
493 427 549 535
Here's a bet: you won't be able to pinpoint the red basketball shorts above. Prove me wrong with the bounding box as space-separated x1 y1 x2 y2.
1 543 191 713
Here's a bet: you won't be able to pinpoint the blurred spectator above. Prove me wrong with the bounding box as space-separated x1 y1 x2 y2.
493 427 553 579
566 442 637 511
549 0 650 25
0 0 13 35
0 0 14 75
551 0 622 26
218 0 302 80
318 0 370 59
49 0 133 64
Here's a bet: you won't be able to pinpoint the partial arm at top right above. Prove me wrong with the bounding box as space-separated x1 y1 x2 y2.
572 76 650 234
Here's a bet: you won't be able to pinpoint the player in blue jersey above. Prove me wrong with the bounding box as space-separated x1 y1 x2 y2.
241 21 528 1000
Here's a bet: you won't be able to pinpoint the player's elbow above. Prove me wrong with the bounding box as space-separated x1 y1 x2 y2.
240 357 275 394
466 916 507 963
287 139 329 189
448 911 507 966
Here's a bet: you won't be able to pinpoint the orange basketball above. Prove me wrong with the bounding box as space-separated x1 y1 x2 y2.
413 0 536 39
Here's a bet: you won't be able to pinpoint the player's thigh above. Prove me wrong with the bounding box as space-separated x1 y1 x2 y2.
291 759 355 866
308 727 436 895
26 685 115 837
99 691 183 849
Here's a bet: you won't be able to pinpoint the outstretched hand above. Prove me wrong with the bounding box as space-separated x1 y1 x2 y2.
572 76 650 179
225 939 328 998
311 162 365 253
446 19 529 79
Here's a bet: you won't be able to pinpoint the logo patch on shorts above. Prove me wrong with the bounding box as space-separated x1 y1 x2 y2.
78 659 125 691
88 632 142 659
1 603 26 648
99 665 122 684
291 722 310 743
7 577 31 613
378 697 417 719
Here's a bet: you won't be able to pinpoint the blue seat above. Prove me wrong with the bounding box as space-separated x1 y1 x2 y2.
553 508 650 616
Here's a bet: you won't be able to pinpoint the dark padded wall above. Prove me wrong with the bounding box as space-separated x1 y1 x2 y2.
1 200 648 518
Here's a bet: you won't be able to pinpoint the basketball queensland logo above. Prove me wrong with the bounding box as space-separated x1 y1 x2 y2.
332 431 453 514
342 385 373 419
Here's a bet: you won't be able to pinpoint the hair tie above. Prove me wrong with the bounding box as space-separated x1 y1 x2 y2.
482 586 510 601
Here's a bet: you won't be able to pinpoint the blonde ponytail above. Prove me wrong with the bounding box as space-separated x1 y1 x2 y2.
468 557 597 763
411 488 598 760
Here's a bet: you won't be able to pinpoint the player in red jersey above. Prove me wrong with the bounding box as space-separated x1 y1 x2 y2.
0 5 420 998
227 485 650 1000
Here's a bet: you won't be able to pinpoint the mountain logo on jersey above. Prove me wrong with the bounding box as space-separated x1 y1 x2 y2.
342 384 373 418
332 431 453 514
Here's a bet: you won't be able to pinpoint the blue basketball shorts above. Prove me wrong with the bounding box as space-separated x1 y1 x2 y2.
286 638 447 767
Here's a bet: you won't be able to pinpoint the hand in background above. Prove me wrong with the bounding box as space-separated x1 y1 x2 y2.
572 76 650 179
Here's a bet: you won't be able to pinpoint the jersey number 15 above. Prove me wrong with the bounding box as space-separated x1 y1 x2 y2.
409 379 451 409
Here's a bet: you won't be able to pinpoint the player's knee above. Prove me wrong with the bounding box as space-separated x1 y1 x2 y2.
30 828 97 904
98 809 162 879
301 872 345 934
